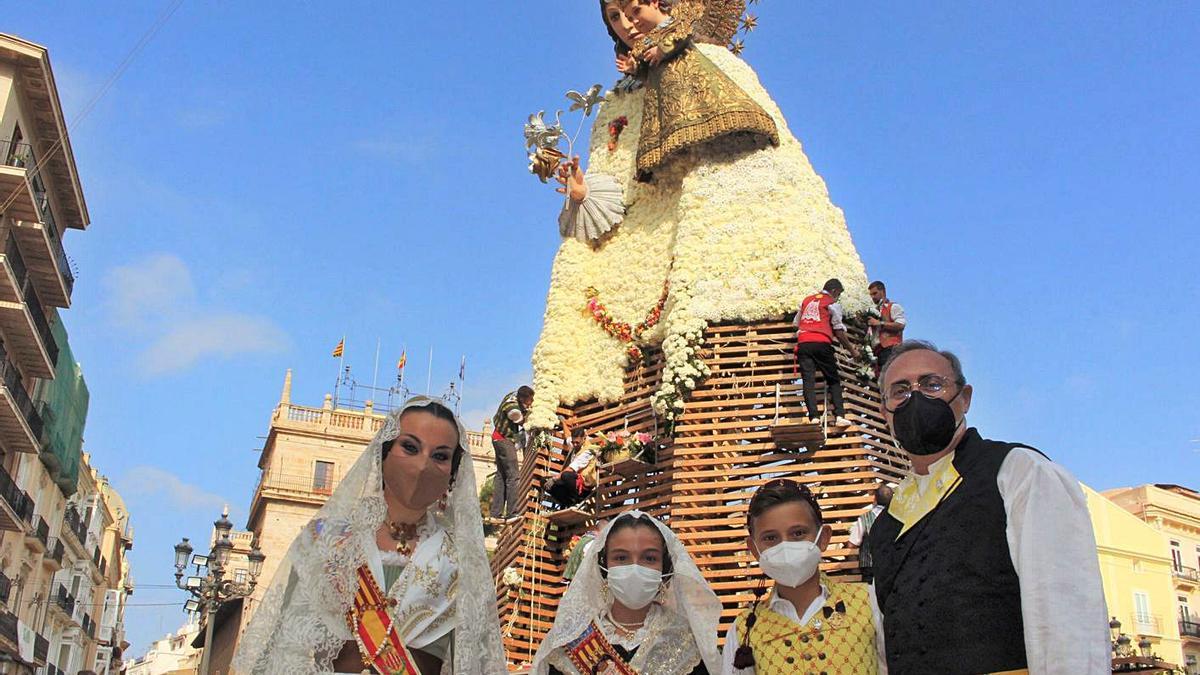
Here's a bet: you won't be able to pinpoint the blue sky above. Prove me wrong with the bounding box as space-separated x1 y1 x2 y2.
8 0 1198 656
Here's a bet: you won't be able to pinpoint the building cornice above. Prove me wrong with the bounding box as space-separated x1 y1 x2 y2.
0 33 89 229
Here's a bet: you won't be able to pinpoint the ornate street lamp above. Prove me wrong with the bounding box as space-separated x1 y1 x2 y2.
1137 636 1151 659
173 538 193 580
172 507 265 675
1116 633 1133 658
247 538 266 583
1109 617 1121 644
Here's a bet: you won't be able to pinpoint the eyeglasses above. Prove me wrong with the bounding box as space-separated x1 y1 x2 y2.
885 374 957 408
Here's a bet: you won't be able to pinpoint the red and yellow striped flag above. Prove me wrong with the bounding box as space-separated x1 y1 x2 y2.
331 338 345 358
397 350 407 371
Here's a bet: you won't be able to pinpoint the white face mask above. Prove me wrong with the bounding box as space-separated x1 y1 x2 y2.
757 540 821 588
604 564 664 610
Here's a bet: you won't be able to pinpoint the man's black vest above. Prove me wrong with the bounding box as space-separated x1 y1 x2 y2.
869 429 1032 674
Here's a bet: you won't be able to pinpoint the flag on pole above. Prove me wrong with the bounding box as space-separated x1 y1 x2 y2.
332 338 345 358
397 350 408 371
458 355 466 381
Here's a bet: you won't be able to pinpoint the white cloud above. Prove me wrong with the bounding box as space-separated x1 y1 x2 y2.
140 312 288 375
103 253 289 376
119 466 232 515
105 253 195 327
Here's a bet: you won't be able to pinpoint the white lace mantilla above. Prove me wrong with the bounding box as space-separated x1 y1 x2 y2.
232 396 506 675
531 510 722 675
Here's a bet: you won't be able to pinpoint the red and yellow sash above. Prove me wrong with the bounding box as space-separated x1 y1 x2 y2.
566 622 637 675
346 564 419 675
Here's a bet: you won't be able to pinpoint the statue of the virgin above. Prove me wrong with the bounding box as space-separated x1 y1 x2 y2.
528 0 870 430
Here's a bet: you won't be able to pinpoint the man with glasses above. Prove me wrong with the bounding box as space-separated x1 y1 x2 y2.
867 340 1108 674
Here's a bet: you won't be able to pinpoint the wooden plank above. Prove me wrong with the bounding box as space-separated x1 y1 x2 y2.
491 316 901 666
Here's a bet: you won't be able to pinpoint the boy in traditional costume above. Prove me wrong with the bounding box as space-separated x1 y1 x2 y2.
533 510 722 675
232 397 506 675
723 480 882 674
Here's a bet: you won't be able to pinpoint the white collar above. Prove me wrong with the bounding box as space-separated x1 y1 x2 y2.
767 583 828 626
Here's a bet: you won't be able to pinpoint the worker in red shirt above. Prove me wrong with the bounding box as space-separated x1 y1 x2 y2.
868 280 907 374
795 278 860 427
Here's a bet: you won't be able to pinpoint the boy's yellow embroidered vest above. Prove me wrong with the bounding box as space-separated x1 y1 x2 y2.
734 578 877 675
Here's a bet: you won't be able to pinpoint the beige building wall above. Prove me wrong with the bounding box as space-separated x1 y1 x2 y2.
0 32 93 675
125 618 200 675
1106 483 1200 673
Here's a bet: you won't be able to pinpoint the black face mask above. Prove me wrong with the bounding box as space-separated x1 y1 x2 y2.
890 390 963 456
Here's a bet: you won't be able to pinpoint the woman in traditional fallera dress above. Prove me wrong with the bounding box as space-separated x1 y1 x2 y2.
529 0 872 429
231 397 505 675
532 510 722 675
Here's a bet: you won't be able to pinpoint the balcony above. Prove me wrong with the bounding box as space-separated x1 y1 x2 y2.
34 631 47 665
0 140 40 224
0 572 11 605
0 608 50 666
88 545 105 583
52 585 75 618
255 467 343 499
61 504 87 554
0 236 57 379
0 463 32 531
11 196 73 307
23 514 48 553
43 537 64 570
1174 565 1200 588
1133 613 1163 636
0 349 45 455
0 138 74 307
1180 619 1200 639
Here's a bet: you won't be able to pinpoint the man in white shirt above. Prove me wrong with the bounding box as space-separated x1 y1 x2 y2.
847 484 893 582
869 340 1109 675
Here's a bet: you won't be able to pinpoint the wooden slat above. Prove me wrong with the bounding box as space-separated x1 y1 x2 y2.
492 318 908 666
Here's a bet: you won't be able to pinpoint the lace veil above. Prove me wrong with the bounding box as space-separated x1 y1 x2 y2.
531 509 722 674
232 395 505 674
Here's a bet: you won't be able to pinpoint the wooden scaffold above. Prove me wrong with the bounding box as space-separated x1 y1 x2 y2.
489 319 909 667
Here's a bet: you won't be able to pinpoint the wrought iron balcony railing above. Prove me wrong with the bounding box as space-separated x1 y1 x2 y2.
0 345 44 441
0 463 32 523
1172 565 1200 583
0 140 33 170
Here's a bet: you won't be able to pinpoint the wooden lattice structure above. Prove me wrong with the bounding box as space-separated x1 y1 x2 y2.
490 319 909 667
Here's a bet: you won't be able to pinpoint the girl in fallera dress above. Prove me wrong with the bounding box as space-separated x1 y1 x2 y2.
232 397 505 675
533 510 722 675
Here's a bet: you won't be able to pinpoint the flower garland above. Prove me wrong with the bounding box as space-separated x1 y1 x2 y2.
584 279 669 362
651 327 709 430
593 430 657 464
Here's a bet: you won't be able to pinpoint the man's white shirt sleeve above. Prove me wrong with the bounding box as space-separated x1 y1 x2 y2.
996 447 1110 675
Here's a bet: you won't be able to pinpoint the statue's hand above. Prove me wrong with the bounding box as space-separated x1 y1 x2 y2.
643 46 665 66
616 53 638 75
555 155 588 202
